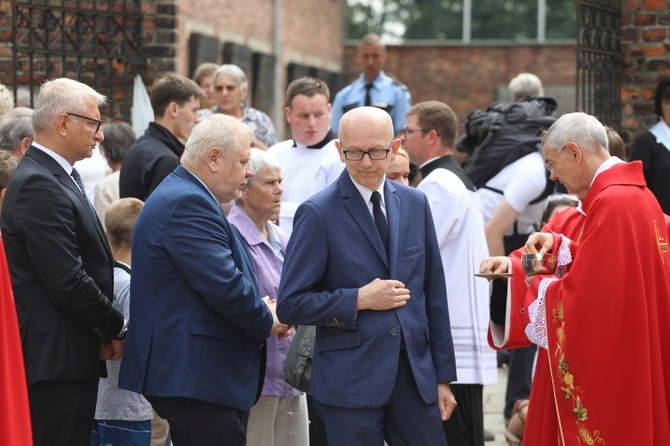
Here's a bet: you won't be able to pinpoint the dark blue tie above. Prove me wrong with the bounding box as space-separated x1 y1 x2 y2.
371 191 388 255
70 168 96 214
364 83 373 106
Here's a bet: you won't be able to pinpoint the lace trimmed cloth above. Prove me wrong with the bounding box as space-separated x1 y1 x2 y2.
525 236 572 349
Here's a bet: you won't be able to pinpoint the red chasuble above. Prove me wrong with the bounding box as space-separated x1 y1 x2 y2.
0 235 33 445
491 162 670 445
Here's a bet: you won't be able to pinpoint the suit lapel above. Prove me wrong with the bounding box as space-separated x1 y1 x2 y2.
385 181 400 274
26 147 112 261
339 172 389 267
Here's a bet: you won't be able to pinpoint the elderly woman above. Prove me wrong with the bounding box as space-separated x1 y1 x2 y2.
228 148 309 446
211 64 278 150
629 76 670 214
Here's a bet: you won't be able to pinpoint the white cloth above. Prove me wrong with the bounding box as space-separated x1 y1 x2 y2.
131 74 154 139
94 170 120 223
477 151 547 235
73 145 110 203
418 168 497 385
268 139 344 240
649 119 670 152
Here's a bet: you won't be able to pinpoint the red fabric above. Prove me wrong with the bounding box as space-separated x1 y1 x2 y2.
0 236 32 445
492 162 670 445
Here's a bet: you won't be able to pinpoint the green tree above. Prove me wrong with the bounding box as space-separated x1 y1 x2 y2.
347 0 576 41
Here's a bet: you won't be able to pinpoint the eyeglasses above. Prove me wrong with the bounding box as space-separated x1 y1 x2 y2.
544 146 566 173
67 112 102 133
402 127 431 138
342 147 390 161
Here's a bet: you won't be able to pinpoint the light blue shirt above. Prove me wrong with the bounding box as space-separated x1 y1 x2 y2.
330 72 411 134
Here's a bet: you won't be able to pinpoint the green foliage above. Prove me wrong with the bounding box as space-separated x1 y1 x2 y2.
347 0 576 41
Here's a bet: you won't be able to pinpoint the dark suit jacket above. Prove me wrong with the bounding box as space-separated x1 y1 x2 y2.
277 170 457 408
0 146 124 385
118 165 275 411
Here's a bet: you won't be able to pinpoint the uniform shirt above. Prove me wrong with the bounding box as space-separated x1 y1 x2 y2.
330 72 411 134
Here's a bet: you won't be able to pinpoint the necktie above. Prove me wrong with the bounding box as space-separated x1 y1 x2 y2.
70 168 96 214
371 191 388 255
364 83 373 106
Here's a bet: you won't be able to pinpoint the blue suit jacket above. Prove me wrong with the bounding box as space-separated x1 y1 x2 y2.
118 165 274 411
277 170 456 408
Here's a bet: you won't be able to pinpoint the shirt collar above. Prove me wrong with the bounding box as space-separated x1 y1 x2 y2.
349 174 386 209
590 156 625 189
181 166 221 206
31 141 74 174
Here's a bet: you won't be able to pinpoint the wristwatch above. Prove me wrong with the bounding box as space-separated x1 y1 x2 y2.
114 321 128 341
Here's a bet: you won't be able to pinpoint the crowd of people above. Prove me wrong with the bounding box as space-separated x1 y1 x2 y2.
0 32 669 446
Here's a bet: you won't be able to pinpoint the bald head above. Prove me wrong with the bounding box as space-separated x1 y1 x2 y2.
339 106 394 147
336 107 399 191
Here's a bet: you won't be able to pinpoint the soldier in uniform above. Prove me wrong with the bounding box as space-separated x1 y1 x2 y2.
330 33 411 134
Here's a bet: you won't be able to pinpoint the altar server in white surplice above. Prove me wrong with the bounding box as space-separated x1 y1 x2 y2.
268 77 344 240
401 101 497 446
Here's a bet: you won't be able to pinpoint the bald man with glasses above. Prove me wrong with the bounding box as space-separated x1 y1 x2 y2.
278 106 457 446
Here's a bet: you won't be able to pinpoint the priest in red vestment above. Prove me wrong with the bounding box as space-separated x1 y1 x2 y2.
482 112 670 446
0 235 33 445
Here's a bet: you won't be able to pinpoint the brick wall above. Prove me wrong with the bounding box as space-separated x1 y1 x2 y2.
0 0 178 120
342 41 577 124
621 0 670 142
177 0 345 79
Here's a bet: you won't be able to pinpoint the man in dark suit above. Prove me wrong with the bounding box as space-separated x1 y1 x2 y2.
277 106 457 445
118 113 289 446
0 78 126 446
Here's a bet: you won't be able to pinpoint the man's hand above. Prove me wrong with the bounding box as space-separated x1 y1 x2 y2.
99 340 123 361
525 232 554 255
263 296 291 337
356 278 410 311
438 382 457 421
479 256 510 277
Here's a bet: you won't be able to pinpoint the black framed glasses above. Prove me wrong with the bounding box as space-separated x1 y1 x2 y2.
544 145 566 173
67 112 102 133
402 127 431 138
342 148 390 161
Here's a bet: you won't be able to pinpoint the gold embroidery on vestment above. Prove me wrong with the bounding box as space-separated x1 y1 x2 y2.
552 299 605 445
655 220 668 264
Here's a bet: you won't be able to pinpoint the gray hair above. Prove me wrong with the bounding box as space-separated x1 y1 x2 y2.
32 78 106 134
193 62 220 86
0 107 34 151
246 148 281 187
180 113 254 168
508 73 544 102
542 112 608 155
359 33 385 52
213 64 248 92
100 121 136 163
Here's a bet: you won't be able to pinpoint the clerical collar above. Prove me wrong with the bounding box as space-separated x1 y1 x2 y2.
292 128 337 149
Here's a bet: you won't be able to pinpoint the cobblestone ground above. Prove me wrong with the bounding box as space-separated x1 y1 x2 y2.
484 366 510 445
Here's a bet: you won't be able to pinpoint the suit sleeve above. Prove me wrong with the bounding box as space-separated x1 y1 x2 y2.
277 201 359 328
164 194 274 341
10 173 123 342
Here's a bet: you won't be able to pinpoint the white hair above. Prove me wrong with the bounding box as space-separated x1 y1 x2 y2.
508 73 544 102
542 112 608 154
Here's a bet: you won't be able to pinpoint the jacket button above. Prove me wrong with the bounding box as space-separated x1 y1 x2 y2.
390 328 399 336
519 308 525 313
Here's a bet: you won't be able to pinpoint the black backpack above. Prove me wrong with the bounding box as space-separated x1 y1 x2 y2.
457 97 558 203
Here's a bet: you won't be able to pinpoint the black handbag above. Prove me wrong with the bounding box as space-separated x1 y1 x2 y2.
283 325 315 392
